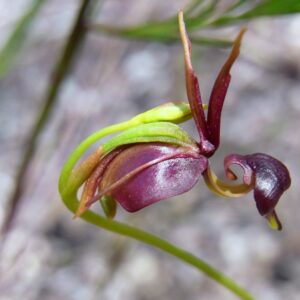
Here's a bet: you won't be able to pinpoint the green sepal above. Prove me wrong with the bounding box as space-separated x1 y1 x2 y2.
59 102 194 193
102 122 198 154
132 101 193 124
100 195 117 219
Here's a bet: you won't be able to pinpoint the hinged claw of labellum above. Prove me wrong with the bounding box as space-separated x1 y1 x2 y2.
70 12 291 230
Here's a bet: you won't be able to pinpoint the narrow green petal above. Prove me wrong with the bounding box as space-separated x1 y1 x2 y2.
102 122 198 154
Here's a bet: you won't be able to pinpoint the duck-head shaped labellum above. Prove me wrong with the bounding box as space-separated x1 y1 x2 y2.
224 153 291 230
72 11 291 230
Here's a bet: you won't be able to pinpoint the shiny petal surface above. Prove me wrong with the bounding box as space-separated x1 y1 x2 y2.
225 153 291 216
100 143 208 212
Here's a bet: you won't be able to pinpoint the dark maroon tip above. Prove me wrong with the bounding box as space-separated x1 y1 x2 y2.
225 153 291 217
245 153 291 216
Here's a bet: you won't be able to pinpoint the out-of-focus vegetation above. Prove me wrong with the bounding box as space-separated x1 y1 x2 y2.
90 0 300 43
2 0 300 79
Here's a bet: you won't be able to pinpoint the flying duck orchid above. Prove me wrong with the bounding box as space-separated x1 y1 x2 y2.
59 12 291 231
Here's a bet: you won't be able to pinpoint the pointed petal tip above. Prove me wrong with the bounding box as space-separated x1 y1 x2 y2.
73 205 87 219
237 27 247 41
178 10 191 69
221 27 246 76
233 27 247 52
266 210 282 231
100 195 117 219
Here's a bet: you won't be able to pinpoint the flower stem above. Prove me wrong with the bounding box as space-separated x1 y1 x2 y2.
61 190 254 300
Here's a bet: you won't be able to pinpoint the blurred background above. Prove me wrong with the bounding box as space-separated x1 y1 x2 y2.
0 1 300 299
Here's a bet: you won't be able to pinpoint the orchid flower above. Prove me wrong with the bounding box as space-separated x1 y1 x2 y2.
59 12 291 231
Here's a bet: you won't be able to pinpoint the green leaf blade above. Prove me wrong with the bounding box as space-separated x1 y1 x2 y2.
0 0 46 78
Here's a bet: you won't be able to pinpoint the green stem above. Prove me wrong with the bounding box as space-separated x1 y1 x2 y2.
61 190 254 300
59 119 137 193
59 113 254 299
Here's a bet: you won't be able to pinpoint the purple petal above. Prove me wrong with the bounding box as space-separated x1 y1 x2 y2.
225 153 291 216
178 12 214 155
100 143 208 212
207 28 246 151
